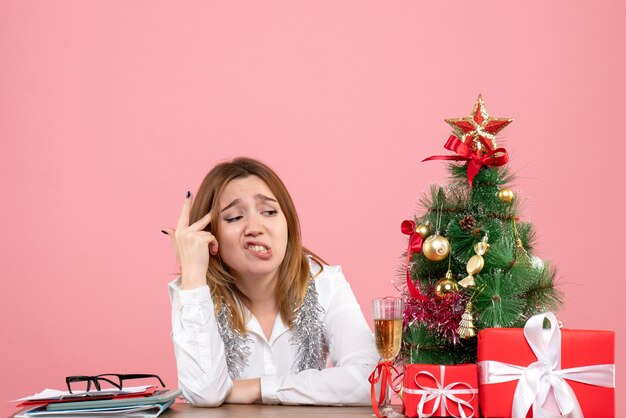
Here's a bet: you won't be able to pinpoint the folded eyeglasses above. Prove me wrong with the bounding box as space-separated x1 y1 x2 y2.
65 373 165 394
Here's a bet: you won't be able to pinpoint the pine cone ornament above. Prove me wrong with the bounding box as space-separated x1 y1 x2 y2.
460 215 479 235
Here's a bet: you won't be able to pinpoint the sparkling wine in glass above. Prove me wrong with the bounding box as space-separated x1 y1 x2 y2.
372 297 403 417
374 317 403 361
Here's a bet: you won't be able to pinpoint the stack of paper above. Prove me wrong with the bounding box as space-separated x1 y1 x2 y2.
12 387 182 418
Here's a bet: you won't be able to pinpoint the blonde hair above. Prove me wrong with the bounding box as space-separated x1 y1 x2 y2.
189 157 325 333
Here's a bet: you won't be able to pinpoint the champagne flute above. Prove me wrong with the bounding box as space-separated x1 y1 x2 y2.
372 297 403 417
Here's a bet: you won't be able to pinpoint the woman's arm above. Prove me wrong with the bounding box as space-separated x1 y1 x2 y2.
259 266 379 405
166 193 234 406
225 379 261 403
169 280 233 406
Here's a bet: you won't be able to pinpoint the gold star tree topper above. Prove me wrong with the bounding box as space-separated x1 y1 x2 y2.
445 95 513 155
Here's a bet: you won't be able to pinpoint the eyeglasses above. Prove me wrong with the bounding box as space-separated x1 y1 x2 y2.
65 374 165 394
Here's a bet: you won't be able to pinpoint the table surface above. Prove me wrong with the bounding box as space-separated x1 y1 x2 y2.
12 402 403 418
162 402 401 417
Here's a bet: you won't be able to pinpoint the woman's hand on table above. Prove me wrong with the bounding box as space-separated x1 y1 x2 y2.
225 378 262 404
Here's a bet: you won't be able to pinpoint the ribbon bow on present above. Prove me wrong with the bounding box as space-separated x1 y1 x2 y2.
403 365 478 418
478 312 615 418
423 135 509 187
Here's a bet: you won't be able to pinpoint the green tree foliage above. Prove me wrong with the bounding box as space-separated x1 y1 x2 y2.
402 163 562 365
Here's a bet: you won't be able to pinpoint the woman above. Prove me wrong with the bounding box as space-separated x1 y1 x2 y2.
163 157 378 406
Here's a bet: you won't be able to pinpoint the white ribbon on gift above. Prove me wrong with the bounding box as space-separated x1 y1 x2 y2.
403 365 478 418
478 312 615 418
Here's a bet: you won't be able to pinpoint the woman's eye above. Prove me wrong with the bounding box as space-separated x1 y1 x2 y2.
225 216 242 223
263 210 278 216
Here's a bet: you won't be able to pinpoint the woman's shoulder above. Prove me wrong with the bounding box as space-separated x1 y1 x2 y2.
308 257 350 301
307 259 362 318
313 263 344 281
308 256 343 281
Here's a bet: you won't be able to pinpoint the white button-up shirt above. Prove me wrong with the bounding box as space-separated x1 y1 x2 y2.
168 262 379 406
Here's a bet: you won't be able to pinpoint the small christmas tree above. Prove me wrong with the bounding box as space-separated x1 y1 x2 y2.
401 95 562 365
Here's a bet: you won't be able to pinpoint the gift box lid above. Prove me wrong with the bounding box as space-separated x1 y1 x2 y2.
477 327 615 366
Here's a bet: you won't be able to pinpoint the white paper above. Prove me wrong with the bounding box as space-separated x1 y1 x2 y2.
14 401 173 418
12 386 155 402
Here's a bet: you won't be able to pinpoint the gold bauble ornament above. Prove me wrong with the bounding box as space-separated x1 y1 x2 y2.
435 279 459 297
422 234 451 262
415 223 431 239
497 188 514 203
435 271 459 298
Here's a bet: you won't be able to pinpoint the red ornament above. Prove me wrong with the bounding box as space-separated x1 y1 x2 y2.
445 95 513 155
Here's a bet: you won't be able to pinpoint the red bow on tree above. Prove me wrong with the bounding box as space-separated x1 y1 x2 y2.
423 135 509 187
401 220 426 301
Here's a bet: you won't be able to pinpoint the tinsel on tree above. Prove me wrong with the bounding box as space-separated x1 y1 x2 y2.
400 95 562 365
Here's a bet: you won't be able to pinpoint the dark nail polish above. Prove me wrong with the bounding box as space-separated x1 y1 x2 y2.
161 230 168 235
186 191 191 198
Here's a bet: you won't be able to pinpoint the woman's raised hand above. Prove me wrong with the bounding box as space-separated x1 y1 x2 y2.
163 192 219 290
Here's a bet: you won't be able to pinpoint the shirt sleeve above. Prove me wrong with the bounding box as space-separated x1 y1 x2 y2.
259 266 379 405
168 279 233 406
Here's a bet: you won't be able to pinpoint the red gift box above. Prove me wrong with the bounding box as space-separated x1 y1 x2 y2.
402 363 478 418
478 313 615 418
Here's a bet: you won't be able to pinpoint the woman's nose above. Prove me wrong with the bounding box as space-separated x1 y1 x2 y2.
244 212 263 235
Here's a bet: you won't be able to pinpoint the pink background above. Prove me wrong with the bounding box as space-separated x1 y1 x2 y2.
1 1 624 416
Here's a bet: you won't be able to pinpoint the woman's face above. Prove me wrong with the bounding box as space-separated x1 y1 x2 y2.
217 175 289 281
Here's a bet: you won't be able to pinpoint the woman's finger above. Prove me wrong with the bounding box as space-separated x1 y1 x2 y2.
176 191 192 231
162 227 181 261
207 234 219 256
189 210 213 231
176 231 217 253
193 231 219 255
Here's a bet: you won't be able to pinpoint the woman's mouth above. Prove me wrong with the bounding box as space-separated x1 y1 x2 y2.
245 243 272 259
249 245 268 254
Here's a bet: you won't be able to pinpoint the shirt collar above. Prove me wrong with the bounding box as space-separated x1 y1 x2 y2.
246 311 290 345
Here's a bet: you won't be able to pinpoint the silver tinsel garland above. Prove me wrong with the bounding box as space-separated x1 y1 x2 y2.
216 299 251 379
290 278 327 373
216 278 326 378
